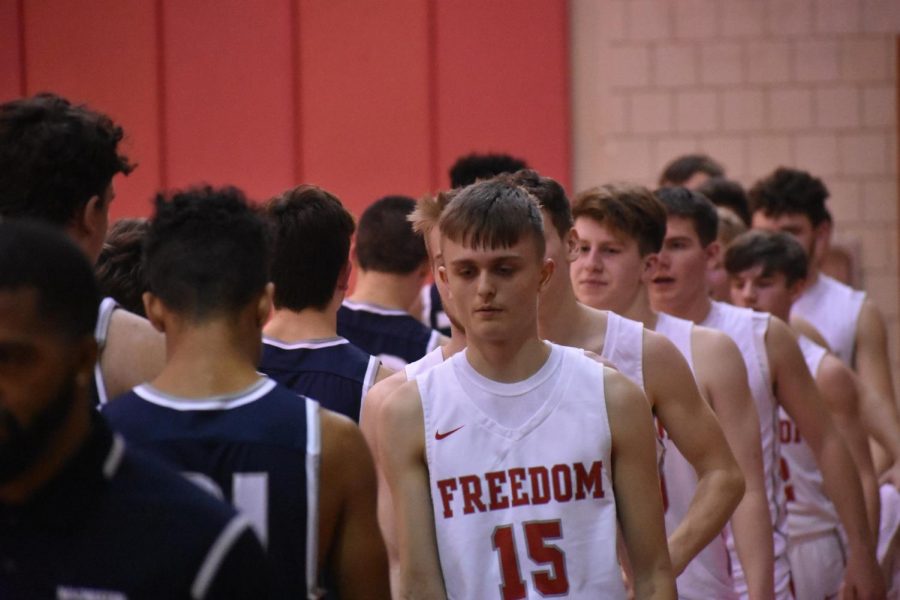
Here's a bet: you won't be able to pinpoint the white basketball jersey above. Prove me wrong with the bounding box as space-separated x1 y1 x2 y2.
701 302 789 582
600 311 644 390
791 273 865 365
780 335 839 537
656 312 737 600
405 346 445 380
419 344 625 599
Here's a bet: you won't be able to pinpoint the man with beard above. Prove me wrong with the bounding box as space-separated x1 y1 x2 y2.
0 221 267 599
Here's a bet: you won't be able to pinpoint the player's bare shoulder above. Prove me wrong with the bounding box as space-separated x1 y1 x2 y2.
603 366 653 423
103 308 165 398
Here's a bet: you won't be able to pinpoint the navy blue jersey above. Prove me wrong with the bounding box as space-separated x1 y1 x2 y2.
0 418 267 600
103 379 319 599
259 336 379 422
421 283 452 337
337 300 442 369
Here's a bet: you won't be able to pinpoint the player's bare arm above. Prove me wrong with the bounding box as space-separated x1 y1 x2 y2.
606 367 676 599
789 315 830 351
768 317 885 599
855 300 900 474
101 309 165 400
319 407 391 599
378 380 446 600
360 369 409 598
854 377 900 489
643 330 744 575
816 354 881 536
692 327 774 600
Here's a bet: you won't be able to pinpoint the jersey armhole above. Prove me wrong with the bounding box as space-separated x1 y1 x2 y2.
305 397 322 598
359 355 381 418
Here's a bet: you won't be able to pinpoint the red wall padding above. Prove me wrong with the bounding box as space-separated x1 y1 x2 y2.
3 0 571 221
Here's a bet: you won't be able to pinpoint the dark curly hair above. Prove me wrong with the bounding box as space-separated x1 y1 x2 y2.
0 93 135 225
144 186 268 322
448 152 529 189
0 220 99 339
95 218 150 317
748 167 830 227
695 177 751 226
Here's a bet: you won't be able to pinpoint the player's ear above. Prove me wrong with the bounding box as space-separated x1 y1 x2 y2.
438 265 449 287
539 258 555 291
704 240 721 271
641 253 659 283
143 292 166 333
73 335 99 389
336 260 352 292
564 228 579 263
257 283 274 326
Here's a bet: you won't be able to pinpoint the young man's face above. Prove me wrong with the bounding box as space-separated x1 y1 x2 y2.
729 265 800 321
751 211 818 258
650 216 717 311
440 233 552 343
571 217 648 314
0 288 92 483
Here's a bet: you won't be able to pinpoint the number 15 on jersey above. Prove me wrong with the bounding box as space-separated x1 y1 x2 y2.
492 519 570 599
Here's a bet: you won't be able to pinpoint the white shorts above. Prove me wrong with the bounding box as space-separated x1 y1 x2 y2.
731 547 793 600
787 529 845 600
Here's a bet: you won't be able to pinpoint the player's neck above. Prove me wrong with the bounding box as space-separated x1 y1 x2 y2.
465 335 550 384
153 322 263 398
444 327 467 356
538 274 583 340
805 266 821 287
264 307 337 342
654 289 712 325
0 398 92 505
622 286 658 330
349 271 419 313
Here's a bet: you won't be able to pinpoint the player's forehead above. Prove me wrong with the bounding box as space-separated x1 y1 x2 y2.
664 215 701 242
751 211 811 231
0 288 54 345
442 234 537 264
575 217 635 246
732 264 787 285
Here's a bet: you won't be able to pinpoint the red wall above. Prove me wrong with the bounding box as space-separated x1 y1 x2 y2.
2 0 570 220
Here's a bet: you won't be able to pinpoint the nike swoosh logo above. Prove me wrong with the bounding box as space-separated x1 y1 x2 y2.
435 425 465 440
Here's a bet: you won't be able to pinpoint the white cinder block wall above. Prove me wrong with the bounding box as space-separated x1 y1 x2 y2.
571 0 900 382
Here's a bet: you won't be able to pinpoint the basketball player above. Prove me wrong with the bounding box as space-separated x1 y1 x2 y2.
379 178 675 598
650 186 884 599
509 171 746 581
748 168 900 475
360 191 467 596
0 220 267 598
337 195 445 369
570 183 772 599
260 185 391 422
726 229 880 598
102 187 389 598
0 93 164 404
